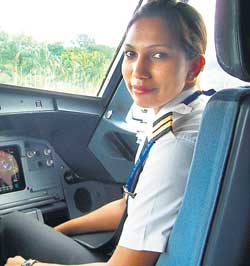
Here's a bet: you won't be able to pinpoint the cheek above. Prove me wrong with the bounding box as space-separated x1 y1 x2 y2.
121 61 130 83
165 61 189 88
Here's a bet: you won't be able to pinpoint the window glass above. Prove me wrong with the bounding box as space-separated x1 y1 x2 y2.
189 0 248 90
0 0 139 96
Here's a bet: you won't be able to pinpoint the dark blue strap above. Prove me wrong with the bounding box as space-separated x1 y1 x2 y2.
126 138 154 192
124 89 216 199
182 89 216 105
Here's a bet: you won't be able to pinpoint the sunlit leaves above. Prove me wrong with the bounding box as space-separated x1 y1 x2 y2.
0 31 115 96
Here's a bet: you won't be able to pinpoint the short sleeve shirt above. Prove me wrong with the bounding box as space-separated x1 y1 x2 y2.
118 87 210 252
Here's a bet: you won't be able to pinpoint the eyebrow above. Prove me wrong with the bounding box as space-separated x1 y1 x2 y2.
124 43 174 49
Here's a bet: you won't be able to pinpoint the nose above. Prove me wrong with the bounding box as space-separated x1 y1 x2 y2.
132 56 151 79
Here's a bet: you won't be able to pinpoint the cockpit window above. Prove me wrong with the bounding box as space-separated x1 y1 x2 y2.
0 0 140 96
189 0 248 90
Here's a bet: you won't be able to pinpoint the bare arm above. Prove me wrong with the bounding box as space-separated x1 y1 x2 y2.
54 198 126 235
4 256 108 266
107 246 160 266
6 247 160 266
40 246 159 266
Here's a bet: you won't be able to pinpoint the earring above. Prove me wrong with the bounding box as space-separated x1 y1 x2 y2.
186 73 196 84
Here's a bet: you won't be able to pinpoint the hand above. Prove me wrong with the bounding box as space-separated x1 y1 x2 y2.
5 256 25 266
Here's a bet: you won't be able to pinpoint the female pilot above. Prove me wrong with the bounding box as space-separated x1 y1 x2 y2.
2 1 211 266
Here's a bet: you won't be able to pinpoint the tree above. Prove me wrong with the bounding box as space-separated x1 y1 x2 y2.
0 31 115 95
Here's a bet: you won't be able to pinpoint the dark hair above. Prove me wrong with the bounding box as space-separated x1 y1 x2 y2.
127 0 207 59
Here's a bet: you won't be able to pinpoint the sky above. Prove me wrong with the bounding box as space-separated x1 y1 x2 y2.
0 0 215 48
0 0 139 46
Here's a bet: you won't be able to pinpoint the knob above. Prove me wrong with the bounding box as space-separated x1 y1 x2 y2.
27 150 35 158
44 148 51 156
46 159 54 167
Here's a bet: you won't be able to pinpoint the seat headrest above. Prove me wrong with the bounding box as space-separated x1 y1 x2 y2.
215 0 250 82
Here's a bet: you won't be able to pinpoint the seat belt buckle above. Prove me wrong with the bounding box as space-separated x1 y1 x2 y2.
123 185 137 199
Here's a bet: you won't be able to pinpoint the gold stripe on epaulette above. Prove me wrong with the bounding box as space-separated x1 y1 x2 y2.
152 120 173 139
152 114 173 134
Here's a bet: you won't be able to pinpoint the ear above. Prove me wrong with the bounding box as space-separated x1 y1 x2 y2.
186 55 206 84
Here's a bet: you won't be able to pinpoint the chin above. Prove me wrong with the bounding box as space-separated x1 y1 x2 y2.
133 98 152 109
135 102 151 109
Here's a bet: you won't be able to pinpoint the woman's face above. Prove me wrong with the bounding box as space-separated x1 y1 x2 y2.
122 17 192 113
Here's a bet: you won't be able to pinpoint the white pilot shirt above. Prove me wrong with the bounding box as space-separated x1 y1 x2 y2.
119 86 210 252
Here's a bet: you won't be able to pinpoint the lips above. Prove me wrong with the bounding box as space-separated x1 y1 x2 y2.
132 85 155 95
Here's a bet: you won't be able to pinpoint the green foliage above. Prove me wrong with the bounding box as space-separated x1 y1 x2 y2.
0 31 115 95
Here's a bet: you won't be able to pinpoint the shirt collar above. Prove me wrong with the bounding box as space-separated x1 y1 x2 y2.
154 86 198 122
141 86 199 140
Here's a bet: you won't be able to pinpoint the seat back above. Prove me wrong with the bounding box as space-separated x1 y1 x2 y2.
157 88 250 266
157 0 250 265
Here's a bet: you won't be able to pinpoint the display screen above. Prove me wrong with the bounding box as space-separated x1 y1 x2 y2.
0 146 25 194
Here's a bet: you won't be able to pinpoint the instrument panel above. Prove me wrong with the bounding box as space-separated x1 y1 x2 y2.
0 136 68 215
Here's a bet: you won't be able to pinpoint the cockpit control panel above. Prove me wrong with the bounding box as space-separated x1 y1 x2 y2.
0 137 69 216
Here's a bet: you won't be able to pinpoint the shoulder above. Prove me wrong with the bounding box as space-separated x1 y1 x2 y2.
152 127 198 159
146 134 196 179
172 96 207 139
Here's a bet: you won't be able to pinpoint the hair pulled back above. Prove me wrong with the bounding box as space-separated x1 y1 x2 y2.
127 0 207 59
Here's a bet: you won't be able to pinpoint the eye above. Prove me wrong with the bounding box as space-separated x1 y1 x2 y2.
124 50 136 58
152 52 168 59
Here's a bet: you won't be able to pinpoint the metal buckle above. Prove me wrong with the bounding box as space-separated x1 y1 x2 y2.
123 185 137 199
21 259 38 266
